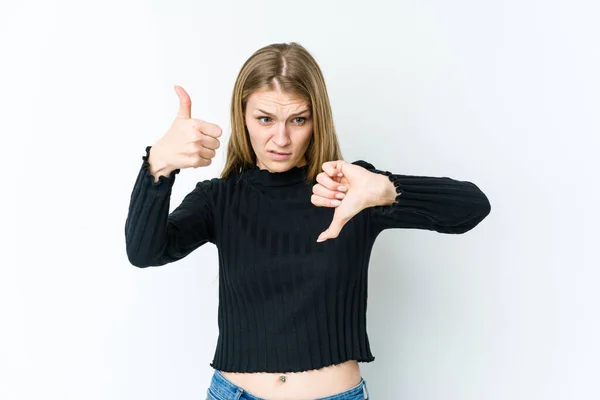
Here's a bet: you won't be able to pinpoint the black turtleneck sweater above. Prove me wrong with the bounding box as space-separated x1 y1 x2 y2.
125 146 491 373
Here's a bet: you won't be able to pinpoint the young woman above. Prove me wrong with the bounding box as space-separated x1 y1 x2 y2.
125 42 491 400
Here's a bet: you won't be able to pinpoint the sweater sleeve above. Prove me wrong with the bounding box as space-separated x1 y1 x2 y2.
124 146 216 267
352 160 491 235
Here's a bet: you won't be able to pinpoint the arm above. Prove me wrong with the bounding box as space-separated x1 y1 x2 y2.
124 146 216 267
353 160 491 234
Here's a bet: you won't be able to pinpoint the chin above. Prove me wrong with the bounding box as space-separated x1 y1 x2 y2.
259 157 296 172
269 162 293 172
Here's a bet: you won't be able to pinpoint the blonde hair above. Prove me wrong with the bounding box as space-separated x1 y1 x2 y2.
220 42 343 182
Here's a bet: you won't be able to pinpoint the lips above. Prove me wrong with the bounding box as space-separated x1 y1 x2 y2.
267 150 292 161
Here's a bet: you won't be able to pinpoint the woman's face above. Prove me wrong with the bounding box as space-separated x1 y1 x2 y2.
244 88 313 172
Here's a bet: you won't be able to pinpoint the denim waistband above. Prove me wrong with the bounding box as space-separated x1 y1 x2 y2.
207 369 369 400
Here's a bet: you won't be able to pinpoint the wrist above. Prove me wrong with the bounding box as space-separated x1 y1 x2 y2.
371 173 398 207
148 146 174 177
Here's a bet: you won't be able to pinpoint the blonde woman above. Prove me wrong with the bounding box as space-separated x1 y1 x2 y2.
125 42 491 400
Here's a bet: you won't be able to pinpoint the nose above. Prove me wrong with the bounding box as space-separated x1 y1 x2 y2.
272 123 291 148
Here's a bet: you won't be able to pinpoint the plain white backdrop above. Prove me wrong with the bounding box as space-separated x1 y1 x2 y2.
1 0 598 399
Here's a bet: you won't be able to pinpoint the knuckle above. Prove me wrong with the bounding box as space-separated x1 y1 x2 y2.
189 142 202 153
316 173 325 185
323 178 336 190
188 128 200 140
188 155 200 167
192 156 211 168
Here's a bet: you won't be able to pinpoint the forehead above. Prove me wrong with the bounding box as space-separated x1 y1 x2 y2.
246 88 309 111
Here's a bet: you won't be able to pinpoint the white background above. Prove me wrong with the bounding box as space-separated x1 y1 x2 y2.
1 0 598 399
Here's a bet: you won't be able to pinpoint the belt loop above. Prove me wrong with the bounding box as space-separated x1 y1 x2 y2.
362 379 369 399
234 387 244 400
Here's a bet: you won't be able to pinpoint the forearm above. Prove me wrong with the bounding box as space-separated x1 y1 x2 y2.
125 158 175 267
368 169 491 233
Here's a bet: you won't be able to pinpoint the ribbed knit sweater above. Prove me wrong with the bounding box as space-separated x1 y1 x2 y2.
125 146 491 373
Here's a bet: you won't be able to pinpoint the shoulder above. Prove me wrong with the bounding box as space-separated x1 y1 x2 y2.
193 176 228 193
193 172 246 198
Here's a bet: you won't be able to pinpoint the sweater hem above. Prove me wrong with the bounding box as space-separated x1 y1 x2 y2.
209 355 375 374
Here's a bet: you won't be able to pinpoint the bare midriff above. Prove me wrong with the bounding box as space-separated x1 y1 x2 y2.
220 360 361 400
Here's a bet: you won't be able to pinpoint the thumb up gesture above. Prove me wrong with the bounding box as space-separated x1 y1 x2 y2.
148 85 223 177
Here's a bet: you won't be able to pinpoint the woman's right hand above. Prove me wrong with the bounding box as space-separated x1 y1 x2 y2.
148 85 222 178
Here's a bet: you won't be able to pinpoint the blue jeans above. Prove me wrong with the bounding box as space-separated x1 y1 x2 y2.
206 369 370 400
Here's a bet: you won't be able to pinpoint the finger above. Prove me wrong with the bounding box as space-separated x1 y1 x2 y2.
317 220 345 242
312 183 345 200
191 118 223 138
317 209 352 242
187 153 212 168
311 194 341 208
192 134 221 151
187 140 217 158
196 146 216 160
174 85 192 119
316 172 346 192
322 160 344 178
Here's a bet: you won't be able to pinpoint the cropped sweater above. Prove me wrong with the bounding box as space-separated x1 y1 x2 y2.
124 146 491 373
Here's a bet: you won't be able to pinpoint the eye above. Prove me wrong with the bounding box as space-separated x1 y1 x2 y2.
292 117 307 125
257 116 271 124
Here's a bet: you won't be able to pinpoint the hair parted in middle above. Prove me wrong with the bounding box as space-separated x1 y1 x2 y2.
220 42 343 182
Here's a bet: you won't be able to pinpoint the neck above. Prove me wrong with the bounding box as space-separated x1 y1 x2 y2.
246 163 309 187
257 156 307 172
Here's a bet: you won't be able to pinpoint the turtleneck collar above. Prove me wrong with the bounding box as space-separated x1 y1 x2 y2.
244 164 310 187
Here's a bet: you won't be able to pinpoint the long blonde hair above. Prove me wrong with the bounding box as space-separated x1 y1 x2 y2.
220 42 343 182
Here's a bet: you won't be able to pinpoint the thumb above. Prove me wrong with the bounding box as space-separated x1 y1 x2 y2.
317 210 347 242
174 84 191 119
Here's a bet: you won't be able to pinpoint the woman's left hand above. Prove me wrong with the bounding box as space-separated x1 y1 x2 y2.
312 160 382 242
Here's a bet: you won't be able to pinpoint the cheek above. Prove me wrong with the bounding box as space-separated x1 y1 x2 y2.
299 123 313 145
246 120 267 146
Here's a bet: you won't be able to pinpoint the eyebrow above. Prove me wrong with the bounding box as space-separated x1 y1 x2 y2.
256 108 311 117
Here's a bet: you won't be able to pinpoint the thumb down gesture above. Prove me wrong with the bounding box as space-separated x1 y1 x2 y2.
311 160 384 242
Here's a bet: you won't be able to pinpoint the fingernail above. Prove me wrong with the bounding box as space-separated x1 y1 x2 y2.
335 192 345 199
337 173 343 177
332 200 341 206
316 238 325 243
338 186 346 192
